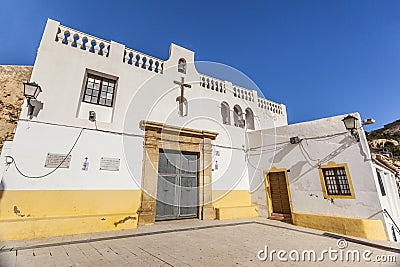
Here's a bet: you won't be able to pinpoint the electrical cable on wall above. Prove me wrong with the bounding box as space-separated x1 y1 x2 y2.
299 141 320 163
14 118 358 164
303 131 349 141
5 128 84 179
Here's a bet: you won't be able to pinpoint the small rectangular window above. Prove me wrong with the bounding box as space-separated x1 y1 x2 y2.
82 74 116 107
376 171 386 196
318 161 356 199
321 166 352 196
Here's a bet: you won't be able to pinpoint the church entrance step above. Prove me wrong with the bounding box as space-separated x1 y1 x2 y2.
271 213 292 218
269 213 292 223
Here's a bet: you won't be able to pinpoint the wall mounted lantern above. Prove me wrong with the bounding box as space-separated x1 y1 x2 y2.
23 81 42 117
342 114 360 142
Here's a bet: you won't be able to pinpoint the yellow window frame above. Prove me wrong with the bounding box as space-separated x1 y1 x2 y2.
318 162 355 199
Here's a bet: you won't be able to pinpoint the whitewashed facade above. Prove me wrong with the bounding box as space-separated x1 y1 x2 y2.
0 19 396 241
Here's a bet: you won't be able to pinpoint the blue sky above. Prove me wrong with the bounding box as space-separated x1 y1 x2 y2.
1 0 399 130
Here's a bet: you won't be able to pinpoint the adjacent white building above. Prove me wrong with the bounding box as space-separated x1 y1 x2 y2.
372 154 400 241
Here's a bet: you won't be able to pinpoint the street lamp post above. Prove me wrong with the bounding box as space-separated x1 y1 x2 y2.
23 82 42 117
342 114 360 142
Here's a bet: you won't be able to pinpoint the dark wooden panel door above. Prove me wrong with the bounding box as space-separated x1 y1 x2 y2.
268 172 291 214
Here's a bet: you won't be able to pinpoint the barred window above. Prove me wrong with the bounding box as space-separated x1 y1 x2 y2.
322 167 352 196
376 171 386 196
83 74 115 107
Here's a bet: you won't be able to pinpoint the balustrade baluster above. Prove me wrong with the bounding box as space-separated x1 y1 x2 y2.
144 58 150 70
102 45 109 57
93 41 100 54
75 35 82 48
67 32 75 46
56 27 64 43
154 61 160 72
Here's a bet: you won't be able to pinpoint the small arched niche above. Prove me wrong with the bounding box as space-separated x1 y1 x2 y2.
245 108 255 130
176 96 188 116
178 58 187 74
233 105 244 128
221 102 230 125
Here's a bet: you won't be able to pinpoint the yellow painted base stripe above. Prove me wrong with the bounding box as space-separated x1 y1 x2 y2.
292 212 387 241
212 190 258 220
212 190 253 208
1 189 259 240
0 213 138 241
0 190 141 241
216 206 258 220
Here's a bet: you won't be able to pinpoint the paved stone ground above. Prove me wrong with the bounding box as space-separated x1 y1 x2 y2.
0 218 399 266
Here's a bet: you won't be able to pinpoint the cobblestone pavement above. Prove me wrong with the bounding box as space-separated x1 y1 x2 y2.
0 218 399 266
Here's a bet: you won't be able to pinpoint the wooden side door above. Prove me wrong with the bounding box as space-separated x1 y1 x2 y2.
268 171 291 214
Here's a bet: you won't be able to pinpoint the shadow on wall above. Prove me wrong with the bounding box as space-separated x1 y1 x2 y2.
289 137 354 184
273 143 296 163
248 135 356 211
29 100 44 118
357 140 370 162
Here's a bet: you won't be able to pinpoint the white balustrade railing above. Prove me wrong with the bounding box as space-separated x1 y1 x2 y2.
258 98 284 115
199 74 226 93
123 48 164 74
233 85 255 102
199 73 284 115
55 25 110 57
54 23 284 115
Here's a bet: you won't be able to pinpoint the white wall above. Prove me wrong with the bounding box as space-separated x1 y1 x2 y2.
2 121 142 190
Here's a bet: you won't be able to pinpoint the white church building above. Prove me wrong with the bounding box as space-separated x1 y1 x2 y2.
0 19 398 242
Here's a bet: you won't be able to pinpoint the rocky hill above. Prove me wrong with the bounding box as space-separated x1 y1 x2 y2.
368 120 400 141
367 120 400 161
381 120 400 137
0 65 33 152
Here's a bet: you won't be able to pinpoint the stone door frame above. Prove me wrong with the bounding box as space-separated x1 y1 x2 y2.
137 120 218 226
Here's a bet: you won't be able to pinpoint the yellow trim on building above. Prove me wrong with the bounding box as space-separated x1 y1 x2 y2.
318 161 356 199
212 190 258 220
215 206 258 220
0 190 141 241
212 190 252 208
292 212 387 241
263 167 293 217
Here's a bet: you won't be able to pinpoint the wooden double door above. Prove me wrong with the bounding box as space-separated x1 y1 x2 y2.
155 150 199 220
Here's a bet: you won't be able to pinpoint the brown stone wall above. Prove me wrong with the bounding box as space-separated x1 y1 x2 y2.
0 65 33 152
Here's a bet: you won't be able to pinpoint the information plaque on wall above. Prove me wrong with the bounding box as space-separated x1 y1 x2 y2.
44 153 71 168
100 157 120 171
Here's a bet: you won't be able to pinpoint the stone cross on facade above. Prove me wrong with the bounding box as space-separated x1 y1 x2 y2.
173 77 191 116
